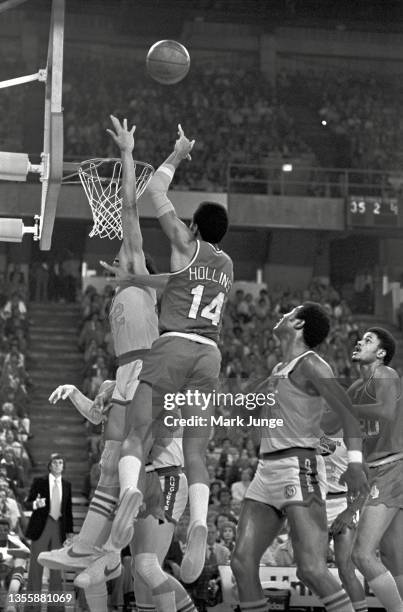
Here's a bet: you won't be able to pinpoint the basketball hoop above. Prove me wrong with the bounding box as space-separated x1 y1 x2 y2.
64 158 154 240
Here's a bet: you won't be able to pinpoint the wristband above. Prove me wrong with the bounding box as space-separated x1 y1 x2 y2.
148 166 175 218
347 450 363 464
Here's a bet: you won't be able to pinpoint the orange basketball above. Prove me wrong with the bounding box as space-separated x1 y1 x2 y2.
146 40 190 85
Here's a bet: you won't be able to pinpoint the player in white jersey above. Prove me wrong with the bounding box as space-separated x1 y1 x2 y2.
40 382 197 612
319 412 368 612
231 302 369 612
38 116 158 570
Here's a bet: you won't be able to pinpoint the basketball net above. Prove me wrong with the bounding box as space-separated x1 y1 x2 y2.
76 158 154 240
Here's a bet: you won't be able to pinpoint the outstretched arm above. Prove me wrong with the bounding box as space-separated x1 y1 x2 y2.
147 124 195 255
49 381 115 425
107 115 148 275
100 260 169 290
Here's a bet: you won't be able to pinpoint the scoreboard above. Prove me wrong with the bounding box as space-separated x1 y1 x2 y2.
346 196 402 229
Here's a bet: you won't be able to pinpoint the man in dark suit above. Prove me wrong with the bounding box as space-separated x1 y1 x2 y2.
24 453 73 606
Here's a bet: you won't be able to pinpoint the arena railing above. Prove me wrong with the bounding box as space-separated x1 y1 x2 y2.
227 163 403 198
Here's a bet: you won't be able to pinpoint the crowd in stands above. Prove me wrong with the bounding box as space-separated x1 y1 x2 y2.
0 267 34 607
62 56 313 191
279 69 403 173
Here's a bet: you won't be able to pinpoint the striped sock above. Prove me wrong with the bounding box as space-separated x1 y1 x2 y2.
352 600 368 612
322 589 354 612
368 572 403 612
177 594 197 612
137 605 156 612
77 489 118 549
152 591 176 612
239 599 269 612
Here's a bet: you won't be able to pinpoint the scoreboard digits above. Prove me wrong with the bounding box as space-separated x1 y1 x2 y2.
347 196 401 228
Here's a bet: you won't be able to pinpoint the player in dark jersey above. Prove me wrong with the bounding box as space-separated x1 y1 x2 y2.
348 328 403 612
88 124 233 587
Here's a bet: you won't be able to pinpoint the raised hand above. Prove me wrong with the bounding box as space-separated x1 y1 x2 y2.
49 385 76 404
106 115 136 152
174 123 195 160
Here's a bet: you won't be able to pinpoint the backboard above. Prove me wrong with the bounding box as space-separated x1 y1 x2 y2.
40 0 65 250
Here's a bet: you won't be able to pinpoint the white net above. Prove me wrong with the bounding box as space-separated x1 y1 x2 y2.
77 158 154 240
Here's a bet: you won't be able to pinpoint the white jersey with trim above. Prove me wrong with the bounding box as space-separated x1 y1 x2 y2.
260 350 326 454
109 285 158 356
322 431 347 494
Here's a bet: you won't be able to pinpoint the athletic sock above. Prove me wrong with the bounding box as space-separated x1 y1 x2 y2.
188 483 209 526
322 589 354 612
118 455 142 494
177 594 197 612
368 572 403 612
352 600 368 612
152 590 176 612
239 599 269 612
77 488 118 550
84 582 108 612
137 605 156 612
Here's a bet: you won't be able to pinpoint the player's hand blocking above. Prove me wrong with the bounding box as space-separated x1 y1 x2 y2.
339 463 370 498
107 115 136 152
174 124 195 160
49 385 76 403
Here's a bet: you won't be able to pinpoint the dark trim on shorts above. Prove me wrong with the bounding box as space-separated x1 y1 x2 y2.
117 348 149 366
155 465 183 477
327 491 347 498
161 471 182 524
111 398 131 406
259 447 316 460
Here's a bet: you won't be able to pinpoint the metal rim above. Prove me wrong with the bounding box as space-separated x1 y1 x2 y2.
62 158 154 184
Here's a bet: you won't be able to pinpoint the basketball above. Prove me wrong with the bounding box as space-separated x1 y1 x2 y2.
146 40 190 85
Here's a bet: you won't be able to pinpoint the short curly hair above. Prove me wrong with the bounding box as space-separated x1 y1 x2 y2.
366 327 396 365
295 301 330 348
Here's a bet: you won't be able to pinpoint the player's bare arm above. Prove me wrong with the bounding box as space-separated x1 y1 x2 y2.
49 381 115 425
147 124 196 263
351 367 400 422
99 260 169 290
107 115 148 275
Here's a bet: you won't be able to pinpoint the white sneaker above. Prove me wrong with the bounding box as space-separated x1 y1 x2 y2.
74 551 121 588
38 541 101 570
180 521 208 583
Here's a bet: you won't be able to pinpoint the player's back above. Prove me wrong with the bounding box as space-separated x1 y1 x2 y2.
109 285 159 358
159 240 233 343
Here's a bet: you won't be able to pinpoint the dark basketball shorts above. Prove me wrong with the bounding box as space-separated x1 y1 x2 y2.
139 468 188 524
366 456 403 509
139 335 221 398
246 448 327 511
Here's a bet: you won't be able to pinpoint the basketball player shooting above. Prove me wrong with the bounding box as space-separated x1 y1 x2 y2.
90 123 233 587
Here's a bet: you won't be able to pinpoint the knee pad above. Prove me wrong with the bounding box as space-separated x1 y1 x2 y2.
134 553 167 590
99 440 122 484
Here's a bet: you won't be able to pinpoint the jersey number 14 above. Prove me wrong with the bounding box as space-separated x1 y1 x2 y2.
188 284 225 326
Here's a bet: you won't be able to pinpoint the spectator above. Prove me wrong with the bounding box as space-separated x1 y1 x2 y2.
231 468 252 502
24 453 73 611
